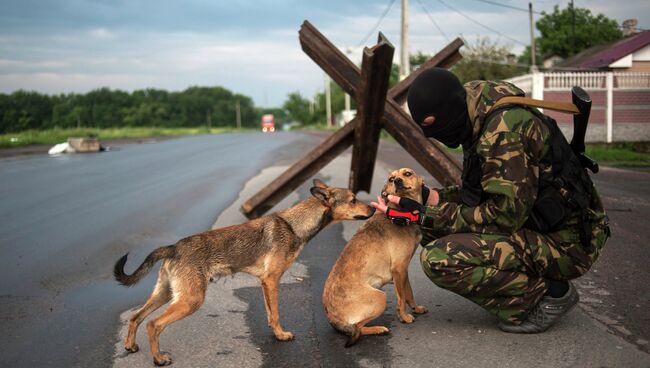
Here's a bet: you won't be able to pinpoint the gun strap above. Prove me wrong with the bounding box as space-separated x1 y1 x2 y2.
489 96 580 115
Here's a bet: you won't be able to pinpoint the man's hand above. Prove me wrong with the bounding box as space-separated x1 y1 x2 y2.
371 195 425 226
370 195 391 214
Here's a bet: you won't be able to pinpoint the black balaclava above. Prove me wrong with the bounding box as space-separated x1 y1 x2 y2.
407 67 471 148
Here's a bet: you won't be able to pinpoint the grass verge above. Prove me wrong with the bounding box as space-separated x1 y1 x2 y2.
0 127 254 149
585 142 650 168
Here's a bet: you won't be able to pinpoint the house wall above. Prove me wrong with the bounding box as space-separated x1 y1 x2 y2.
543 90 649 127
506 71 650 142
629 61 650 72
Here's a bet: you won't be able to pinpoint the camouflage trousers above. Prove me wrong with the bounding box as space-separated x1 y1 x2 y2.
420 225 609 323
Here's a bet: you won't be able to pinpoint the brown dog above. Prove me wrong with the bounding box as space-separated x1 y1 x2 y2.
322 168 428 347
114 179 375 366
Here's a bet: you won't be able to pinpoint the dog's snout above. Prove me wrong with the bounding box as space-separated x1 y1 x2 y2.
394 177 404 188
354 207 376 220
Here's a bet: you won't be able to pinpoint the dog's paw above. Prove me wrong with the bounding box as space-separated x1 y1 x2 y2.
153 353 172 366
413 305 428 314
399 313 415 324
275 331 295 341
124 343 139 353
376 326 390 335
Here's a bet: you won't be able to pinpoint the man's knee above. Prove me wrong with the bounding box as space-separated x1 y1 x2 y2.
420 235 470 288
420 234 485 293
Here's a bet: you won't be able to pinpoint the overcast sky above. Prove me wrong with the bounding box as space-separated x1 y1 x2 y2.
1 0 648 107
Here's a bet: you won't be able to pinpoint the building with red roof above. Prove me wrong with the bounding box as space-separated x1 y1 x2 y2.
550 30 650 72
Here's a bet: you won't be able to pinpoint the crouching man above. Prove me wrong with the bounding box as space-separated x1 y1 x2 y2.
372 68 610 333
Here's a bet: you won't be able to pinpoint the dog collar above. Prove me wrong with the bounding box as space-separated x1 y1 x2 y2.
386 208 420 226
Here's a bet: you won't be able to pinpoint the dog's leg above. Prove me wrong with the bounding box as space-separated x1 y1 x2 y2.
403 271 428 314
344 289 388 347
260 274 294 341
146 281 206 366
360 326 391 335
125 271 172 353
391 266 415 323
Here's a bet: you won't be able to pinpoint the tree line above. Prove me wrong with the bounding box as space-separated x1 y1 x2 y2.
0 86 266 134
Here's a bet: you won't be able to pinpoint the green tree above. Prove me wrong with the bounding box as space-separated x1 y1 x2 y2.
409 51 430 69
283 92 313 125
534 4 623 59
0 85 260 133
452 37 523 83
1 90 53 132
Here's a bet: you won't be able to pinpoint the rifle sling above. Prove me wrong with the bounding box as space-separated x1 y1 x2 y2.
489 96 580 115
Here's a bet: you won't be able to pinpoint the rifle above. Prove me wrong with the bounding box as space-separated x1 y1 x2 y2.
571 86 599 173
490 87 599 173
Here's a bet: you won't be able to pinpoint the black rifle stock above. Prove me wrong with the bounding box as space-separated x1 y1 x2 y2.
571 86 599 174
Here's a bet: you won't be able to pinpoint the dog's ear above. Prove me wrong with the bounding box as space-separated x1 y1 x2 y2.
312 179 328 189
310 186 330 205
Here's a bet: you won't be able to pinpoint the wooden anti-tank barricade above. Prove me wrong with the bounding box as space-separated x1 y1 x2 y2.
241 21 464 219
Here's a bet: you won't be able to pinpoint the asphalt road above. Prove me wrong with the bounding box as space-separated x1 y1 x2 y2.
0 133 305 367
1 131 649 367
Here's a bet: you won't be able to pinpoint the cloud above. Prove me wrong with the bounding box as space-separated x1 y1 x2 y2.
1 0 649 107
89 28 115 40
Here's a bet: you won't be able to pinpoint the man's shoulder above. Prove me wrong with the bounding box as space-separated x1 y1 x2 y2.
482 106 548 140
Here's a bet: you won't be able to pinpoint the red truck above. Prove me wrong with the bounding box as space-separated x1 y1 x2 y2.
261 114 275 133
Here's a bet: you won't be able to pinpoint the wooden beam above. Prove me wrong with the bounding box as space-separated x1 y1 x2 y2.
299 21 462 185
240 120 356 218
242 22 465 218
349 33 395 193
299 21 360 97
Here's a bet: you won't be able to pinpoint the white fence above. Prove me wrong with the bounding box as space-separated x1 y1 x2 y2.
507 71 650 93
505 71 650 142
546 72 608 90
616 72 650 88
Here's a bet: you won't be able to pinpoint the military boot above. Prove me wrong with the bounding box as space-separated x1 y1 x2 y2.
498 282 579 334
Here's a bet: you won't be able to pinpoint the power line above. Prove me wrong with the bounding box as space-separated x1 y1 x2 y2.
435 0 527 46
356 0 397 48
415 0 450 42
474 0 542 14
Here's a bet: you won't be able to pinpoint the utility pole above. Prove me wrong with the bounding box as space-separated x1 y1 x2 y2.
344 48 352 123
235 100 241 129
324 74 332 128
529 2 538 72
571 0 576 55
400 0 409 80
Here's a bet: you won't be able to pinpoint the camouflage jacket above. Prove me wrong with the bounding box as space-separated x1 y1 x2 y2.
419 80 607 242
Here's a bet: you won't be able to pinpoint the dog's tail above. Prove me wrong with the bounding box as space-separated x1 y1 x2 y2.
342 325 361 348
113 245 176 286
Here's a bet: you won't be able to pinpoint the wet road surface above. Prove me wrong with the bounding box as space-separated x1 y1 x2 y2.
0 132 304 367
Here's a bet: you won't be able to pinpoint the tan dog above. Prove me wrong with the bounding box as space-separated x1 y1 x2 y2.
322 168 428 347
114 179 375 366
